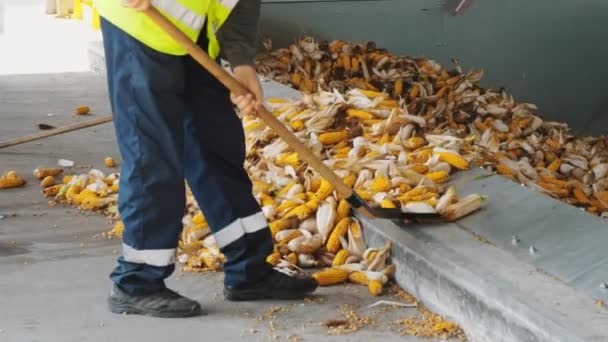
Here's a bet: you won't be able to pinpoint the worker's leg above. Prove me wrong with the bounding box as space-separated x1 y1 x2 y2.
100 17 201 316
182 65 273 286
181 36 318 300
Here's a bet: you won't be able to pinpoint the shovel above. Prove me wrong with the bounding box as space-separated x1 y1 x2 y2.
141 6 440 221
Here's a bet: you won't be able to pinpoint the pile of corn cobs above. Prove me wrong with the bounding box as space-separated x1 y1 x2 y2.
255 37 608 217
34 85 484 297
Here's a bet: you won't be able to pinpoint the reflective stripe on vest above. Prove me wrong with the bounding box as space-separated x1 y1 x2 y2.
96 0 239 57
151 0 205 32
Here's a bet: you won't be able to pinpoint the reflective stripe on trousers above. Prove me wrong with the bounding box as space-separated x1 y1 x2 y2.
100 17 273 295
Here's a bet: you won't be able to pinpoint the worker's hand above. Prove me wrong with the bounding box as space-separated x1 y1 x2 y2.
122 0 150 11
230 65 264 117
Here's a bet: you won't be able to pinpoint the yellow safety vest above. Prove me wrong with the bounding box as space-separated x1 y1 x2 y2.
96 0 239 58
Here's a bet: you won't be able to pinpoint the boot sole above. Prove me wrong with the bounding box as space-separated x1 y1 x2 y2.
108 297 203 318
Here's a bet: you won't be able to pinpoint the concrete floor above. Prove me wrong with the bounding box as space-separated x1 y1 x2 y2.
0 73 452 342
0 5 457 341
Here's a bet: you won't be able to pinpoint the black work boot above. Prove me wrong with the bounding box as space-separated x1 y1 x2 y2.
224 269 318 301
108 284 203 318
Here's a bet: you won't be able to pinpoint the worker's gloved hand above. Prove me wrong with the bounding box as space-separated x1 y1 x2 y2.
230 65 264 117
122 0 150 11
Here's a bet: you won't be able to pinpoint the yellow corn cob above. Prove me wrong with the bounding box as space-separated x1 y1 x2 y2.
287 252 298 264
332 249 350 266
365 251 378 265
291 73 302 87
370 173 391 192
394 79 403 97
276 229 303 243
368 279 384 296
244 121 263 133
359 89 385 98
269 218 291 237
342 55 351 72
38 175 54 188
33 167 62 180
352 57 360 73
343 174 357 188
42 184 62 197
348 271 370 285
192 212 207 227
312 267 350 286
65 184 83 202
62 175 73 184
356 188 374 201
346 108 374 120
380 199 397 208
378 133 391 145
314 179 334 201
319 131 349 146
277 179 298 198
285 199 318 220
379 100 399 109
291 120 305 131
335 199 351 221
266 252 282 266
547 159 562 172
252 180 272 194
104 157 116 167
309 177 322 192
405 137 426 150
110 182 119 193
326 217 350 253
0 175 26 189
435 151 469 170
80 196 110 210
425 171 449 184
276 152 299 167
259 193 274 207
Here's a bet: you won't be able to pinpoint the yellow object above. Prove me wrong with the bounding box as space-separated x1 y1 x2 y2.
40 176 56 188
291 120 305 131
368 279 383 296
284 199 318 220
104 157 116 168
34 167 62 180
75 106 90 115
312 268 349 286
326 217 350 253
405 137 426 150
332 249 350 266
276 152 299 167
266 252 282 266
335 199 351 221
380 199 397 208
425 171 449 184
370 173 390 192
435 151 469 170
348 271 370 285
269 218 291 237
97 0 238 58
287 252 298 264
0 171 26 189
318 131 349 145
314 179 334 201
42 184 63 197
63 175 73 184
346 109 373 120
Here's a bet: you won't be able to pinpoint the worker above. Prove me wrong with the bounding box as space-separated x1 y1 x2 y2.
97 0 318 318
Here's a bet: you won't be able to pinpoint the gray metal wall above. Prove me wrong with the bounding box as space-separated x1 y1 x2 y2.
259 0 608 136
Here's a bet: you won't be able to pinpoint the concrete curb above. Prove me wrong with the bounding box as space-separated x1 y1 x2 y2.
360 208 608 342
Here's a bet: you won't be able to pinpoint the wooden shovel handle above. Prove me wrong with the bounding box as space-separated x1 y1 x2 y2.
0 115 113 149
142 7 354 198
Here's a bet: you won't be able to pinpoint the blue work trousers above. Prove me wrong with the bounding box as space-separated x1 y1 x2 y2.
100 17 273 295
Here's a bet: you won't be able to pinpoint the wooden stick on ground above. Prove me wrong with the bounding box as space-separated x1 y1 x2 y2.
0 115 113 149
